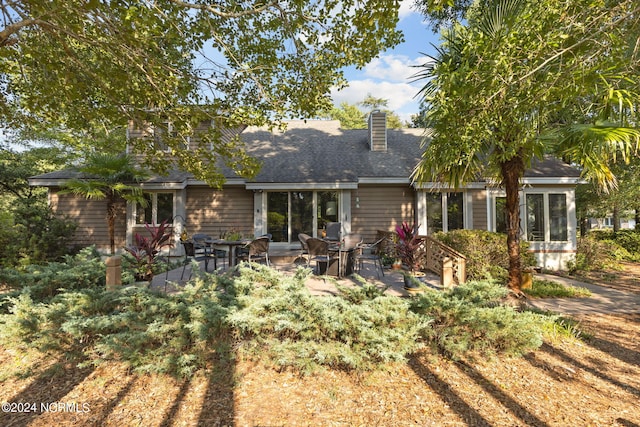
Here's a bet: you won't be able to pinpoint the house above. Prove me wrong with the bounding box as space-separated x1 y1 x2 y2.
29 111 583 270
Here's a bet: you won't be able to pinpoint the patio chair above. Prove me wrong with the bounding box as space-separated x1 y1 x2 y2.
297 233 312 265
192 233 226 270
237 236 270 266
342 233 363 250
325 222 341 241
306 237 337 275
181 240 211 280
355 235 387 278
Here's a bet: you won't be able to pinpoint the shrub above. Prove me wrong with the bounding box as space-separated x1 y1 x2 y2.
0 247 105 308
1 264 554 377
433 230 536 281
225 265 427 371
568 235 621 273
0 203 77 268
611 230 640 262
409 280 546 359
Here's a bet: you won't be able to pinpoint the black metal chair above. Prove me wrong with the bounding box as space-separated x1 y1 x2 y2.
355 236 387 278
180 240 211 279
192 233 226 270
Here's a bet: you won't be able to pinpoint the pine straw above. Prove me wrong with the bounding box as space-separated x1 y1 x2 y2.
1 267 639 426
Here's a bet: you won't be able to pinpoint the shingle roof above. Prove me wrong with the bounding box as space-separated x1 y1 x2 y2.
237 120 424 184
29 120 581 185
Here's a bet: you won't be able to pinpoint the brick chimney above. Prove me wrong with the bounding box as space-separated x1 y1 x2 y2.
368 110 387 151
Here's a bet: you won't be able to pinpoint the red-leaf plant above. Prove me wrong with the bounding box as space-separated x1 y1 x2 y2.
124 220 172 281
395 221 423 273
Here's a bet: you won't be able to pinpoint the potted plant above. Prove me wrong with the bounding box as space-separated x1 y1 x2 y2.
395 221 425 292
123 220 172 284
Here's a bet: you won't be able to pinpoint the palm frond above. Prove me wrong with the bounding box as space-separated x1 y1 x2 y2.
474 0 526 39
552 121 640 191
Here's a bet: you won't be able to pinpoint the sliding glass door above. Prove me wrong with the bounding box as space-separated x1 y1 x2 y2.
266 191 337 243
267 191 314 243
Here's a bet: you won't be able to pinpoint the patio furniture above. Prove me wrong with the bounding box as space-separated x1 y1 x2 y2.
306 237 336 275
237 236 271 266
193 233 227 270
297 233 312 265
325 222 341 241
180 240 211 280
355 235 387 278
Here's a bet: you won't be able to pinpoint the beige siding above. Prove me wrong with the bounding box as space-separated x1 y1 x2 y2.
50 190 127 252
350 185 415 242
471 189 487 230
186 187 254 238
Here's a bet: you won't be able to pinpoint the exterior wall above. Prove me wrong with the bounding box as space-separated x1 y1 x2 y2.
350 184 415 243
186 186 254 238
470 189 487 230
50 189 127 253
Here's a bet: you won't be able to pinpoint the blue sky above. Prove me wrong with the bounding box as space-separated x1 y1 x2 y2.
331 2 441 123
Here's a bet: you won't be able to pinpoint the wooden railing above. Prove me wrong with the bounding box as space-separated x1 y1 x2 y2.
418 235 466 285
376 231 467 286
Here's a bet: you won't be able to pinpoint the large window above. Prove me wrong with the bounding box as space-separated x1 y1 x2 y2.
136 193 174 225
425 192 464 234
526 193 568 242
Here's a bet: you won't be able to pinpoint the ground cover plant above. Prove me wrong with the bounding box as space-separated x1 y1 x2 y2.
524 278 592 299
0 263 562 378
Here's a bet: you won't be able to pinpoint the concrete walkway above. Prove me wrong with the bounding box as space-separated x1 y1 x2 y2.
526 273 640 315
151 262 640 315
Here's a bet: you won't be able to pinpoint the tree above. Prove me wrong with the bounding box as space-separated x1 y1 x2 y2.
1 1 403 184
413 0 640 292
63 153 149 255
577 156 640 233
0 146 77 266
327 102 367 129
326 94 404 129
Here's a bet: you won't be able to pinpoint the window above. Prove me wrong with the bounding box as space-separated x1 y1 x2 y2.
426 193 442 234
447 192 464 230
135 193 174 225
549 194 567 241
525 193 568 242
526 194 545 241
495 197 507 233
153 122 174 152
151 122 190 152
425 192 464 233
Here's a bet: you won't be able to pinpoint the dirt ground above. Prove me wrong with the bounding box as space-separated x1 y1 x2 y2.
1 264 639 427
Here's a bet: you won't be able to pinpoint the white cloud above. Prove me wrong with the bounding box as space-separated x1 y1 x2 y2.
398 0 418 20
330 79 421 123
363 54 422 82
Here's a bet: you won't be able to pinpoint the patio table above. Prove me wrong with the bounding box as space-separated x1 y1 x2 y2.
206 238 252 267
323 243 356 277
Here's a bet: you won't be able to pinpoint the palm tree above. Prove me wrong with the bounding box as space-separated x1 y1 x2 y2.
63 153 149 254
413 0 640 293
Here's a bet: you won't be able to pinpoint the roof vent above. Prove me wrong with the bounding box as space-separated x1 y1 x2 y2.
368 110 387 151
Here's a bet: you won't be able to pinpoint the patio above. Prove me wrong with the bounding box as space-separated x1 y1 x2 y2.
150 249 443 297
